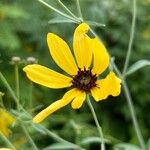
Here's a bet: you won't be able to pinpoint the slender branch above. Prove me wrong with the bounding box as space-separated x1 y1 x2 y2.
122 80 145 149
122 0 136 76
0 131 17 150
36 0 80 23
87 95 105 150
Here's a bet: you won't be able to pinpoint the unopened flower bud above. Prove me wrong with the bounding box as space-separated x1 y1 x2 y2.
11 56 21 65
26 57 38 64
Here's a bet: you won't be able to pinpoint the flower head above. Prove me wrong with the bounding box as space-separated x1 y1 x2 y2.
23 23 121 123
0 109 15 137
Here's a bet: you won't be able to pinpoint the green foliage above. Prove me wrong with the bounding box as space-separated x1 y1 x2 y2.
0 0 150 149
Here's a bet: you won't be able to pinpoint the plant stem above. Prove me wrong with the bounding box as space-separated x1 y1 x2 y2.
14 67 39 150
122 80 145 150
36 0 80 23
122 0 136 76
21 123 39 150
15 65 20 110
29 81 33 110
0 72 20 108
87 95 105 150
0 131 17 150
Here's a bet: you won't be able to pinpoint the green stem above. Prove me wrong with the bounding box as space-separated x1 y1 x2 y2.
29 81 33 110
122 80 145 150
87 95 105 150
122 0 136 76
14 67 38 150
0 131 17 150
15 65 20 110
36 0 80 23
0 72 20 108
21 123 39 150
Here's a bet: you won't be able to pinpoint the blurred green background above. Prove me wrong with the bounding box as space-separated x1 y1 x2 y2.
0 0 150 149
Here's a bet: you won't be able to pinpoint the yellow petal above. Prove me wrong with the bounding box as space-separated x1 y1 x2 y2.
0 109 15 137
73 23 92 69
33 88 79 123
91 72 121 101
91 37 110 75
71 91 86 109
23 64 72 89
47 33 78 75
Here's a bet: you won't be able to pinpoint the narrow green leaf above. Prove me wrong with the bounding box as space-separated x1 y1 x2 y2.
126 60 150 76
80 136 110 145
48 18 76 24
85 20 106 27
113 143 140 150
43 143 77 150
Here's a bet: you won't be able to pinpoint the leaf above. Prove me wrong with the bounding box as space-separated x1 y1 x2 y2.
80 136 110 145
85 20 106 27
48 18 76 24
113 143 141 150
126 60 150 76
43 143 78 150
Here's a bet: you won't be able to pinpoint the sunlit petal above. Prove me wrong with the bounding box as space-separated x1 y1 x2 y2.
47 33 78 75
73 23 92 69
0 109 15 137
33 88 79 123
91 72 121 101
71 90 86 109
23 64 72 89
91 37 110 75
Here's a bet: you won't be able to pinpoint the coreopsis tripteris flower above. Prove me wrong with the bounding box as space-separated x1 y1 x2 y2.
0 109 15 137
23 23 121 123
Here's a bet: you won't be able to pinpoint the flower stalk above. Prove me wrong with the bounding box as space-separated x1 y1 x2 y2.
87 95 105 150
122 0 136 76
15 64 20 110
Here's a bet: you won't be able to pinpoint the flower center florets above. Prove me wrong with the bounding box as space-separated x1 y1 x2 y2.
72 68 97 91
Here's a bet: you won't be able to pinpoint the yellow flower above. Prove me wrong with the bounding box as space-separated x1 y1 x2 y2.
0 109 15 137
23 23 121 123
